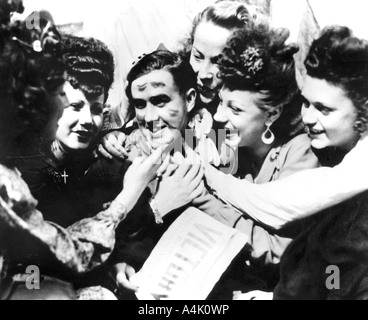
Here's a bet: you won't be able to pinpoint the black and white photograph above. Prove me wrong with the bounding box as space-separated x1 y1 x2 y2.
1 0 368 302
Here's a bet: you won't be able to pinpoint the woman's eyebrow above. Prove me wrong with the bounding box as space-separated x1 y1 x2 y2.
192 46 204 56
69 100 84 107
229 100 246 110
314 102 334 110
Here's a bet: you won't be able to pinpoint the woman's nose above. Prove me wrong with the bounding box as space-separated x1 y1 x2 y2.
302 104 317 126
79 105 93 127
198 61 215 85
214 103 228 124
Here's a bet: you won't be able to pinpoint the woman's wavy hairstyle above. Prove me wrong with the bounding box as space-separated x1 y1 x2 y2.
178 1 251 59
0 0 65 162
218 24 303 142
61 34 115 103
305 26 368 135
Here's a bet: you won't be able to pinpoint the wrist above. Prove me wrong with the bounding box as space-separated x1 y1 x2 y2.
115 187 142 214
152 192 172 217
205 163 222 189
105 199 129 223
149 197 164 224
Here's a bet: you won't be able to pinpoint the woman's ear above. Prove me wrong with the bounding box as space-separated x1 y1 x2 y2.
186 88 197 113
267 106 283 124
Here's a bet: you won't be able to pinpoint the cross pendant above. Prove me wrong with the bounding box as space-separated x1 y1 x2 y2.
61 169 69 184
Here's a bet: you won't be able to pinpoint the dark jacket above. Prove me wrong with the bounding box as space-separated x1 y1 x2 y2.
16 150 128 228
274 191 368 300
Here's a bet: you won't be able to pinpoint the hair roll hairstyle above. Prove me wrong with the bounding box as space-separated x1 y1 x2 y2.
62 34 115 103
179 1 251 59
218 24 303 141
305 26 368 134
0 0 65 161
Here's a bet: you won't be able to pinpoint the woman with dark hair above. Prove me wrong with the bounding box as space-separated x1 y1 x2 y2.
100 1 253 166
205 25 319 268
0 2 168 300
234 26 368 300
107 43 316 298
17 34 124 228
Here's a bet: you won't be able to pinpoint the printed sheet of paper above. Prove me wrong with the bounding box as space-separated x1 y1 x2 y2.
131 207 249 300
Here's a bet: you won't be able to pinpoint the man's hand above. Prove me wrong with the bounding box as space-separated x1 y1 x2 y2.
98 131 128 160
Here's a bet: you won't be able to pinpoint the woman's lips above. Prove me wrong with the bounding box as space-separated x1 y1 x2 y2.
73 130 93 141
198 84 216 99
224 129 241 148
309 128 325 136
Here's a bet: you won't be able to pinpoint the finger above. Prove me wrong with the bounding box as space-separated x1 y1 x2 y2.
98 144 113 160
233 291 243 300
233 291 258 300
108 135 128 159
116 272 138 292
125 265 137 280
163 164 178 178
174 164 192 178
141 144 168 172
104 140 125 159
113 134 129 158
183 163 202 183
131 156 144 167
184 143 202 165
189 181 205 200
141 129 153 149
117 132 127 145
157 154 171 177
172 152 186 166
188 166 204 191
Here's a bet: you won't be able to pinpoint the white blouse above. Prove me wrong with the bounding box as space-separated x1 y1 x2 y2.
206 134 368 230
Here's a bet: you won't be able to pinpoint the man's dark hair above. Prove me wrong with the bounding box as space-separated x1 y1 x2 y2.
125 50 197 114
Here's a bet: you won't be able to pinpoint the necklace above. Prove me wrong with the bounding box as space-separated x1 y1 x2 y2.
61 169 69 184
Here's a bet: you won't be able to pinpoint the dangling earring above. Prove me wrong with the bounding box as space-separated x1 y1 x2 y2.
262 120 275 145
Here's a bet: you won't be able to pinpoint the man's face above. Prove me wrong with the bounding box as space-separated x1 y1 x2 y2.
131 69 189 150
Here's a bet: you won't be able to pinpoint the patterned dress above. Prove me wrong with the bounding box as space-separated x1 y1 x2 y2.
0 164 128 299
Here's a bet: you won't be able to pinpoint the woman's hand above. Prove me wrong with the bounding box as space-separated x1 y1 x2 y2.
98 131 128 160
118 145 169 213
233 290 274 300
112 263 138 293
154 159 205 217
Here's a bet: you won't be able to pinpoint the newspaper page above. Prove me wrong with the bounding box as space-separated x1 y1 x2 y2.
131 208 249 300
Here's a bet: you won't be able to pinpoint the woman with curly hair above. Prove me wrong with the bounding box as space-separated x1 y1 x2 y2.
0 1 168 300
205 25 319 269
234 26 368 300
100 1 253 166
17 34 124 228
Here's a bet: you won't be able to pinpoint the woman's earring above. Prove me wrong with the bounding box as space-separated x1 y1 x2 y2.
262 120 275 145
